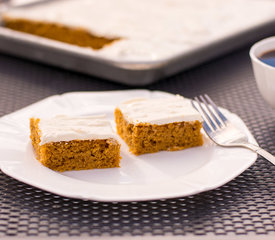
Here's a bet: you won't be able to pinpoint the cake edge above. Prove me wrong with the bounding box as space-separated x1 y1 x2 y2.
3 16 121 50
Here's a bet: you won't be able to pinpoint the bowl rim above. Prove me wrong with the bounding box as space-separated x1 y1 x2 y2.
249 36 275 71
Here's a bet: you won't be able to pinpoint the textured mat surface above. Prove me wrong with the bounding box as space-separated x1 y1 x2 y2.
0 42 274 238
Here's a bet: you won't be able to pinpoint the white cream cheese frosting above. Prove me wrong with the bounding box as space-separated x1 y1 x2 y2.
4 0 275 61
38 115 116 145
117 96 202 125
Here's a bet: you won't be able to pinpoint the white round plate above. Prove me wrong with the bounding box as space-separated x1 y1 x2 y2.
0 90 257 202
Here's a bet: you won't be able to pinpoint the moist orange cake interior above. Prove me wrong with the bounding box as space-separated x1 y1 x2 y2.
3 17 119 50
30 117 121 172
114 97 203 155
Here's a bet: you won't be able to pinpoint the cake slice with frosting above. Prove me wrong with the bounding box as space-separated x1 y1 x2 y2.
30 115 121 171
114 96 203 155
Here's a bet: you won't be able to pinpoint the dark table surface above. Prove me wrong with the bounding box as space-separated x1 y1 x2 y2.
0 35 274 239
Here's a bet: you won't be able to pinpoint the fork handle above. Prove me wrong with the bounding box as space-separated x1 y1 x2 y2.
244 143 275 165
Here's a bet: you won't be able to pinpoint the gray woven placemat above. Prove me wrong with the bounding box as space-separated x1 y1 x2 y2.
0 44 274 239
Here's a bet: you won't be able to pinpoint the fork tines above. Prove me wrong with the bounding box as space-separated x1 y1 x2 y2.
192 94 228 132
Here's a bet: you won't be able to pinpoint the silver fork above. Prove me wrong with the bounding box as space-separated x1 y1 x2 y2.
192 94 275 165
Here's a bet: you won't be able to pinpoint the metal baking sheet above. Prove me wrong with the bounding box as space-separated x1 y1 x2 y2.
0 0 275 86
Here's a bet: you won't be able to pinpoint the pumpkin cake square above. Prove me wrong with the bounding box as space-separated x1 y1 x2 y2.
30 115 121 172
114 96 203 155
